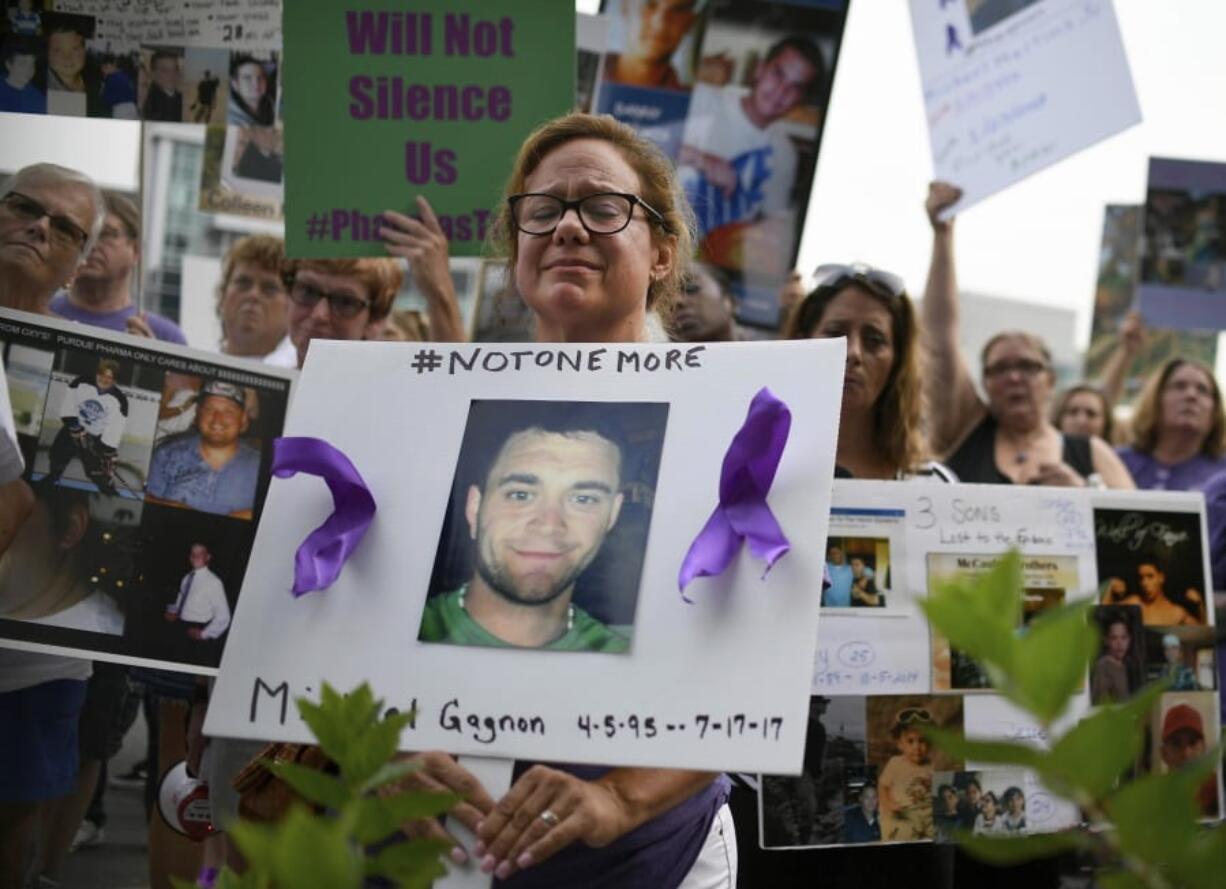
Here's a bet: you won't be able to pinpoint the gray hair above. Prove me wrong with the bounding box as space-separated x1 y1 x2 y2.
1 163 107 259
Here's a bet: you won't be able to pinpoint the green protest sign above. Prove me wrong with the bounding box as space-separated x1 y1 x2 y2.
285 0 575 257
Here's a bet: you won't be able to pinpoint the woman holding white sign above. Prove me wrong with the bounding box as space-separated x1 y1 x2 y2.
382 114 732 888
920 182 1133 489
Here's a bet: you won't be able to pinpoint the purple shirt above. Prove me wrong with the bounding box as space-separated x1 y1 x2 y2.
1116 446 1226 492
50 294 187 345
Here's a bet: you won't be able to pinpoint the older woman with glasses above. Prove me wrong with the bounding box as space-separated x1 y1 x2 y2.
921 182 1133 488
783 262 953 481
387 113 734 889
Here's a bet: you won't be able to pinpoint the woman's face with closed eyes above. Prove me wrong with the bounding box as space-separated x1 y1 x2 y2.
809 285 895 418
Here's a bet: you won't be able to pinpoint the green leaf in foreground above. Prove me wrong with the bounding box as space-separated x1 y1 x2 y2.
366 838 452 889
955 829 1092 865
1043 681 1168 799
266 759 350 810
921 551 1022 673
924 727 1047 771
351 790 462 845
1006 600 1098 723
1104 750 1219 867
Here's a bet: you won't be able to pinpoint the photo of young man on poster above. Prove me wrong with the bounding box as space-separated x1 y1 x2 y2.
421 399 667 653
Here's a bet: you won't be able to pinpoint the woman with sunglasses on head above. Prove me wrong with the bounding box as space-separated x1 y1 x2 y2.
782 262 954 482
382 113 734 889
920 182 1133 489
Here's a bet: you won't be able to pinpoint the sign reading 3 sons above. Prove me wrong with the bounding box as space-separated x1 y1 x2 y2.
206 339 844 773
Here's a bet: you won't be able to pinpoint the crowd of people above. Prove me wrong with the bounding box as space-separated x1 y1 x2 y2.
1 105 1224 889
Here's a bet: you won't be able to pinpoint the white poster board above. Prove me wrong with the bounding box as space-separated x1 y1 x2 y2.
206 340 844 773
909 0 1141 216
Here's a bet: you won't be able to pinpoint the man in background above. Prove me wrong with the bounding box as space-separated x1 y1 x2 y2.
0 163 103 314
678 35 826 276
50 191 186 343
146 380 260 518
672 263 739 343
165 543 231 642
142 49 184 121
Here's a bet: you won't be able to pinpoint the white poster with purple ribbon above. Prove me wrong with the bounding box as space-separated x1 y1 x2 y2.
205 339 843 772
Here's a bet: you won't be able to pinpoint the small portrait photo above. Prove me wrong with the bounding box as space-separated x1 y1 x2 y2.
4 0 44 37
420 399 670 654
124 503 253 668
1142 168 1226 295
965 0 1043 37
931 553 1079 692
197 125 282 221
32 352 161 500
839 767 880 845
934 769 1029 840
42 12 134 119
138 45 184 122
824 536 889 608
1143 626 1217 692
226 49 277 127
1095 507 1209 627
1149 692 1221 819
760 695 868 848
0 32 47 114
0 340 53 439
0 485 141 638
866 695 964 843
182 45 226 124
1090 605 1145 705
145 377 266 520
222 125 284 194
603 0 705 93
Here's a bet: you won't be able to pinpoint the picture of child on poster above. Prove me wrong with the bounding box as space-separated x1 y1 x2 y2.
867 695 964 842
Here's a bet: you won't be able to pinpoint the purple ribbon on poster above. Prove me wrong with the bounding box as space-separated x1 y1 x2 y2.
270 437 376 598
678 387 792 601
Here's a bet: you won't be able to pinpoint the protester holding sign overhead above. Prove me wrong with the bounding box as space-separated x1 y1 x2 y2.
920 182 1133 489
384 112 733 887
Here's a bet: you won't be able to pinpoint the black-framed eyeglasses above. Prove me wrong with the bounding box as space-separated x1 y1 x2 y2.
895 708 933 727
287 277 371 320
1 191 90 251
507 192 670 236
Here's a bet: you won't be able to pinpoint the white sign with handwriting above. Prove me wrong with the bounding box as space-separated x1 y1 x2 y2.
205 340 843 773
909 0 1140 215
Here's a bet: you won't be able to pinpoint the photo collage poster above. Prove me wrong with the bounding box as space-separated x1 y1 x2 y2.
0 309 294 673
582 0 850 329
1083 204 1217 404
0 1 285 220
760 480 1221 850
1138 157 1226 332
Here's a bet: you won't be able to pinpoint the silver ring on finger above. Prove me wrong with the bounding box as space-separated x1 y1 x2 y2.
538 808 560 828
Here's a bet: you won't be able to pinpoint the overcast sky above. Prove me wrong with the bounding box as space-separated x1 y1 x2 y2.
796 0 1226 351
